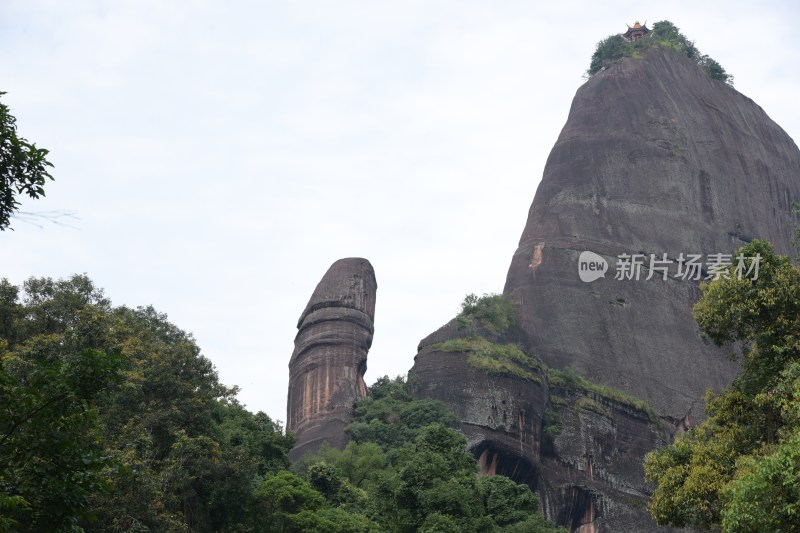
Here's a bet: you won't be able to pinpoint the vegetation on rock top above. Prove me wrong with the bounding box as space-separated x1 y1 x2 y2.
436 337 542 383
587 20 733 86
540 369 658 456
456 293 516 337
435 293 544 382
548 367 659 423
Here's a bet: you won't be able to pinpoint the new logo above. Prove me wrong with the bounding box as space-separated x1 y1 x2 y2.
578 251 608 282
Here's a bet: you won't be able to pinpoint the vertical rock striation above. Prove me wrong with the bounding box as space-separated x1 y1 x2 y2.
287 258 377 461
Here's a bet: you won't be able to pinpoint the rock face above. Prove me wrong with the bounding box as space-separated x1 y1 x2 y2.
505 46 800 419
411 46 800 532
413 320 547 488
287 258 376 461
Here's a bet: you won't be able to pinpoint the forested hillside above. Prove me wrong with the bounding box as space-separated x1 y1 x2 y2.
0 275 562 532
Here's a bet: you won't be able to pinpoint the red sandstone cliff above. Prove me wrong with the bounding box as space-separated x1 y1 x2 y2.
287 258 376 461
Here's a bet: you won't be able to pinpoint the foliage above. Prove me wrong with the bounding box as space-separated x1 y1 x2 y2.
440 293 542 383
645 241 800 531
0 92 54 230
588 34 628 75
456 293 515 337
548 367 657 421
649 20 700 60
255 470 335 532
0 274 296 532
574 397 611 419
693 240 799 392
587 20 733 85
299 376 566 532
313 442 387 490
477 475 538 527
347 376 459 450
0 276 122 531
435 337 541 383
286 507 379 533
366 422 564 532
255 469 362 532
644 394 743 529
721 428 800 532
697 56 731 85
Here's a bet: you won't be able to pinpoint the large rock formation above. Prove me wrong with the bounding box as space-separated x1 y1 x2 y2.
504 45 800 419
411 46 800 532
287 258 377 461
285 45 800 531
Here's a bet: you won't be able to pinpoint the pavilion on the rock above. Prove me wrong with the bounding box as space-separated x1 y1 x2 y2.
623 21 650 42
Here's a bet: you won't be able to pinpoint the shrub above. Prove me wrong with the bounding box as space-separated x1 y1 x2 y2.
456 293 515 336
435 337 542 382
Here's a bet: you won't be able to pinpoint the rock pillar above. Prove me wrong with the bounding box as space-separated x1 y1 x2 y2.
287 258 376 460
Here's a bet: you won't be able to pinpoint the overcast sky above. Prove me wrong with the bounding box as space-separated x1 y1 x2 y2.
2 1 799 423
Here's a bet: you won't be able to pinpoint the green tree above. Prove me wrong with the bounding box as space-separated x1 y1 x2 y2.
86 303 296 532
0 281 122 530
365 423 564 532
1 274 299 532
255 470 326 531
0 92 54 230
697 55 734 84
588 34 628 75
299 375 565 532
456 293 516 337
721 428 800 532
255 470 379 533
650 20 699 59
478 475 538 527
288 507 379 533
315 441 386 489
347 376 459 450
368 424 482 532
645 240 800 531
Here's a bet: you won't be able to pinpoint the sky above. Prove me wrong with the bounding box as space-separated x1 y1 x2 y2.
2 1 799 423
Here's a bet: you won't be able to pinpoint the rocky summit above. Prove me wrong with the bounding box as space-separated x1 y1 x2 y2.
411 46 800 532
504 45 800 420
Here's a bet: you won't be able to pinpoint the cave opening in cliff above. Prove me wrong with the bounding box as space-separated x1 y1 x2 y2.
472 440 538 490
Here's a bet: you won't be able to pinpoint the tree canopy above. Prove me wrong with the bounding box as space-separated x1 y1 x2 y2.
1 276 565 532
0 275 294 531
299 376 566 533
